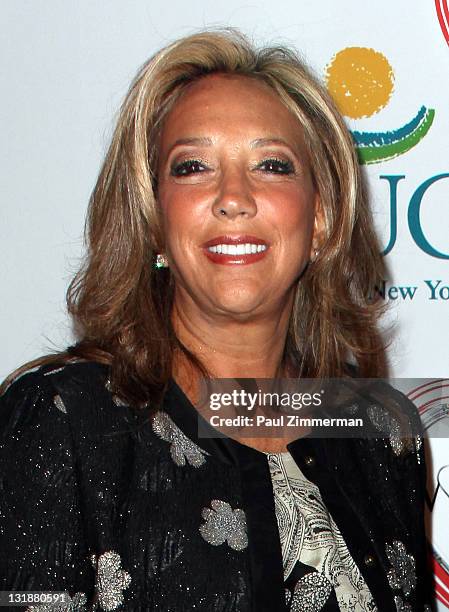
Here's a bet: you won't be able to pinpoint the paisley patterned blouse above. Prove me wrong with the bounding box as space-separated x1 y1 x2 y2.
266 451 375 610
0 362 434 611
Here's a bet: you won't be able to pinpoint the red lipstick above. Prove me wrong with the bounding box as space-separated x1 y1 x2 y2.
202 235 269 265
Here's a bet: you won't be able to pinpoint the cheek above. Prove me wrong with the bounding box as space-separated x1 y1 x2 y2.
159 186 189 226
159 187 207 251
268 186 316 240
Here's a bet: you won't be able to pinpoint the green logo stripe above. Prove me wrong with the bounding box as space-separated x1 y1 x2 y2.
356 109 435 165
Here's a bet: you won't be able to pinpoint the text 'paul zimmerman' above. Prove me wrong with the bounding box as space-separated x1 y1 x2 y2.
208 390 364 428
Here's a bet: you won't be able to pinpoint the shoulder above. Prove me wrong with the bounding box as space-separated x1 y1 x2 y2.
333 374 423 440
342 379 427 495
327 377 426 483
0 360 140 495
359 378 423 442
343 363 420 419
0 361 111 439
38 360 110 393
40 360 112 409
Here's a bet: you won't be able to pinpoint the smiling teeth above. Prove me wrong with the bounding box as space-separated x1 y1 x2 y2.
207 244 267 255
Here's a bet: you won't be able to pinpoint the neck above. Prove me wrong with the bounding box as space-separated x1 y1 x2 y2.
171 291 295 402
170 289 305 455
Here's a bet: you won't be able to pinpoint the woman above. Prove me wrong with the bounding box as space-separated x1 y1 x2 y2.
0 29 433 611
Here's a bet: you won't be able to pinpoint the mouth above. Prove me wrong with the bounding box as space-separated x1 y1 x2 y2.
201 235 269 265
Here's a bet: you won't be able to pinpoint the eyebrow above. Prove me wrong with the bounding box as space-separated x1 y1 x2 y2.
170 137 213 147
250 138 294 149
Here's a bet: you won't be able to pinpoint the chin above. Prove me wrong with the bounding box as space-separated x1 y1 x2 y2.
212 290 266 317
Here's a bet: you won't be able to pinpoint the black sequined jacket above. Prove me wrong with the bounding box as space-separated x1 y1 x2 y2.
0 362 434 611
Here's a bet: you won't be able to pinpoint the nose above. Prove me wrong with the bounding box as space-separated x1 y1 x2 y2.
212 166 257 220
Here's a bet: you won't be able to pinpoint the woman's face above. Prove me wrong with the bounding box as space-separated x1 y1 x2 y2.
157 74 321 320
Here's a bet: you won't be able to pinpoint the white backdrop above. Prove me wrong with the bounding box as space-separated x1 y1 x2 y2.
2 0 448 607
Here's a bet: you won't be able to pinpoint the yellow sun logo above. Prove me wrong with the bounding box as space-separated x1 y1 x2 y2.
325 47 395 119
325 46 434 164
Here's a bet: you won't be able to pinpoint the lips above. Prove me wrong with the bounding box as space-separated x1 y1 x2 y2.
201 235 269 265
202 235 268 248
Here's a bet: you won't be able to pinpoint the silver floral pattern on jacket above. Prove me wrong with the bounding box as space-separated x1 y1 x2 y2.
26 551 131 611
199 499 248 550
91 550 131 611
53 394 67 414
366 404 404 456
152 410 209 467
386 540 416 598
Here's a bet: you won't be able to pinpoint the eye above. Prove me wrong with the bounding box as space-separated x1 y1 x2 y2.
170 159 208 177
257 158 295 174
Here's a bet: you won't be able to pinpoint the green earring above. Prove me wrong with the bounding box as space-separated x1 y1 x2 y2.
154 253 168 269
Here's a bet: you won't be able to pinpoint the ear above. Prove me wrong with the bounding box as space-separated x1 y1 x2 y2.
310 194 325 258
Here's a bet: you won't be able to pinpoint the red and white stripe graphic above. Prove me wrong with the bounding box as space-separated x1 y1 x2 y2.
436 0 449 45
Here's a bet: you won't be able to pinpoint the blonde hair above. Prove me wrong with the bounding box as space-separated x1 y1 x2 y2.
2 29 387 404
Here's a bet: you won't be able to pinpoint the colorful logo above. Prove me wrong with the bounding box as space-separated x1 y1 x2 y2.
436 0 449 45
325 47 435 165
